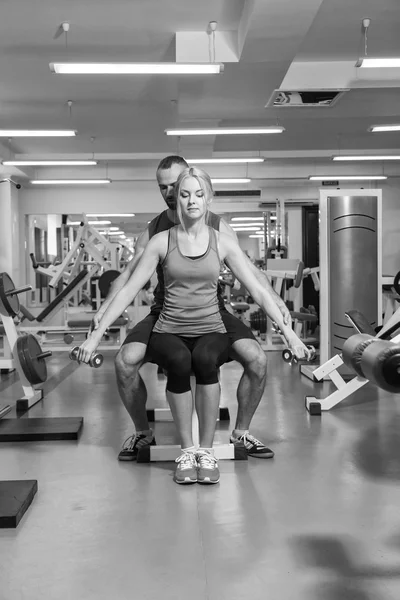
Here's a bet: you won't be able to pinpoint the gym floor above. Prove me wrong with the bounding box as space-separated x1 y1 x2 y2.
0 352 400 600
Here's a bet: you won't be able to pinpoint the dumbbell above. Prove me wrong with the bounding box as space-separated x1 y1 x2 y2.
69 346 104 368
282 345 317 365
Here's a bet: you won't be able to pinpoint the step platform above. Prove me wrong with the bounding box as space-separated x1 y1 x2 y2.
0 417 83 442
0 480 38 528
137 441 247 462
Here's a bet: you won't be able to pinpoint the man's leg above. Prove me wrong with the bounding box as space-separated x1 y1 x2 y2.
229 338 268 431
114 312 159 461
221 311 273 458
114 342 149 430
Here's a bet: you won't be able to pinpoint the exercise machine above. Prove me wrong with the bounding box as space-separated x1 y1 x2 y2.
301 189 382 381
305 306 400 414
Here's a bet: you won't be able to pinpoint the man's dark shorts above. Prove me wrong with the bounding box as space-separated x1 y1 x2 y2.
121 308 257 350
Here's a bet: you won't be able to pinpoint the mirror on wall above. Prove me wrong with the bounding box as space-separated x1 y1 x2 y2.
23 208 294 308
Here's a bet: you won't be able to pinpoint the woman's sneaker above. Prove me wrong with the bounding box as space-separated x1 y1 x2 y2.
174 450 198 484
118 432 156 461
196 450 220 484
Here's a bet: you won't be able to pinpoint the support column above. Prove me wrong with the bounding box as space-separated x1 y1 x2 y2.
0 181 20 284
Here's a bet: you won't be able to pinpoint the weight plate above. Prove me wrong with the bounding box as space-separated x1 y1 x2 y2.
17 334 47 384
16 336 35 384
394 271 400 296
98 270 120 297
0 272 20 317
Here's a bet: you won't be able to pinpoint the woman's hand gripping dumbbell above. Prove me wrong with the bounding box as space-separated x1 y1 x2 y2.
282 344 317 366
69 344 104 368
272 321 316 364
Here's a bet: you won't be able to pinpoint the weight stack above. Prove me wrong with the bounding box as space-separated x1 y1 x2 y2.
319 191 382 370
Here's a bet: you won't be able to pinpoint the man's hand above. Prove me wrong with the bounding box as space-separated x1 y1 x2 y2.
75 336 101 364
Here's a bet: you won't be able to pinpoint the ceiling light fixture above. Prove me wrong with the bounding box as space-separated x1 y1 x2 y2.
187 158 264 164
87 213 135 217
50 63 224 75
31 179 111 185
369 125 400 132
356 18 400 69
333 155 400 161
211 178 251 184
231 217 264 221
68 220 112 226
309 175 387 181
0 130 76 137
358 58 400 68
166 127 284 136
3 160 96 166
231 226 261 231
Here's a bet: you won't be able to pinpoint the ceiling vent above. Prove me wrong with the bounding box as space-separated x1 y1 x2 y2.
265 89 348 108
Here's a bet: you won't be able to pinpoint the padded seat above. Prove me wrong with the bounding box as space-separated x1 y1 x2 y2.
67 315 128 328
291 311 318 322
230 302 250 314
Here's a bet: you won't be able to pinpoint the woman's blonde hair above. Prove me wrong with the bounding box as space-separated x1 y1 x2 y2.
175 167 214 229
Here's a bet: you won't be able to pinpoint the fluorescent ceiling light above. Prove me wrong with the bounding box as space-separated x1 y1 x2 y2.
87 213 135 217
0 130 76 137
249 234 265 238
31 179 111 185
187 158 264 164
231 217 264 221
309 175 387 181
333 155 400 161
369 125 400 132
211 178 251 184
231 226 261 231
68 220 112 226
165 127 284 136
50 62 224 75
2 160 96 166
357 58 400 68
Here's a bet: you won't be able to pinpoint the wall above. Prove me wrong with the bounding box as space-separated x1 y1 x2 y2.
0 181 20 285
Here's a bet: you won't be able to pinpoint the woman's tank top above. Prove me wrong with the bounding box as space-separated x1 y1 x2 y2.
152 226 226 336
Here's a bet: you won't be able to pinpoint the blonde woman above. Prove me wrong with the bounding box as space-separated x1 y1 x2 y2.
77 167 311 485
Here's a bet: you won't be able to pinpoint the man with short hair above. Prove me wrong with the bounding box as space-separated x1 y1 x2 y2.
93 155 291 461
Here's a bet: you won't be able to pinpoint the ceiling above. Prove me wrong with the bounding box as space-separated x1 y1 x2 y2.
1 0 400 238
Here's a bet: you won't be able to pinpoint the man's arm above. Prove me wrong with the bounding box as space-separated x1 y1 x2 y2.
219 219 291 326
91 228 150 329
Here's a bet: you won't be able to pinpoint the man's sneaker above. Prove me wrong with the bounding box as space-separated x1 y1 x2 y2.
196 450 220 484
118 433 156 461
174 451 198 484
230 431 274 459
